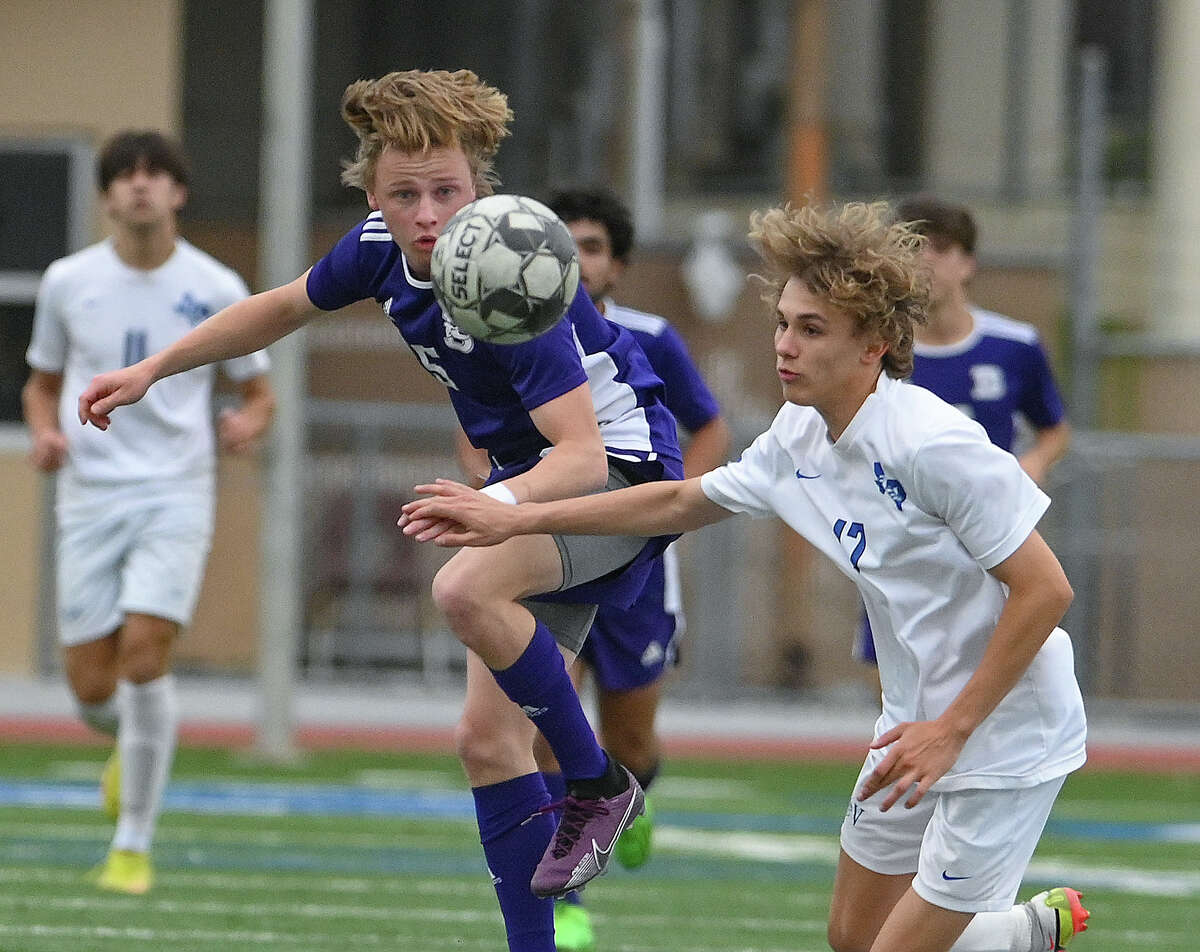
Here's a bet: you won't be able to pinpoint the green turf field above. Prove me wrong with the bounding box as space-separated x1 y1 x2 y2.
0 743 1196 951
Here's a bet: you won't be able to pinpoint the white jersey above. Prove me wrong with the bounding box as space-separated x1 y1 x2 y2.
701 372 1086 790
26 238 270 498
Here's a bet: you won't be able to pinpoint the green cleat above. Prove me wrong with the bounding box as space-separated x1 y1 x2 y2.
554 901 596 952
615 795 653 869
1027 887 1090 950
88 849 152 895
100 749 120 821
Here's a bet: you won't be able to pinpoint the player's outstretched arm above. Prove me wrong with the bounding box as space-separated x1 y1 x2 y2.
399 475 730 547
78 274 316 429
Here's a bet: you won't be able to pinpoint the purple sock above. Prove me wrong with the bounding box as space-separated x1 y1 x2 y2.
490 622 607 782
473 774 556 952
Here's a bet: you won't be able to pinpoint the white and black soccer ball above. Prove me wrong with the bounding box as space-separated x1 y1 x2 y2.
431 194 580 344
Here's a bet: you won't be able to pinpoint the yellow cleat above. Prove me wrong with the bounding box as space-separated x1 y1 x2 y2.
100 750 120 821
88 849 152 895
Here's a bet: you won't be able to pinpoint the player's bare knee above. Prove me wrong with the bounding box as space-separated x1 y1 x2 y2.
431 561 488 628
454 715 516 776
826 919 871 952
71 676 117 706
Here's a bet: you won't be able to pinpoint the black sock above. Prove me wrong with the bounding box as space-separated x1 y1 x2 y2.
566 751 627 799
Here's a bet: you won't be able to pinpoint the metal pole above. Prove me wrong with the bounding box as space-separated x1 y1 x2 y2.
255 0 313 761
630 0 666 241
1061 46 1107 694
1069 47 1106 428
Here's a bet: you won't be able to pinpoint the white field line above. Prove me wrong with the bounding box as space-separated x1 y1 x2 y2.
3 821 1198 898
0 924 836 952
0 891 824 936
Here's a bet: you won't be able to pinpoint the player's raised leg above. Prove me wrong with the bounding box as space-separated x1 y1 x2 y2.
433 533 644 899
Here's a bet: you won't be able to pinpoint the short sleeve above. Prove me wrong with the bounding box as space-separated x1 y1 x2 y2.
911 420 1050 569
306 223 380 312
1018 341 1066 430
25 261 69 373
700 427 784 518
646 324 722 433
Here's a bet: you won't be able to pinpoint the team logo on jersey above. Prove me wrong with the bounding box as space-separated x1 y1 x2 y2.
441 311 475 353
174 291 213 325
873 462 906 511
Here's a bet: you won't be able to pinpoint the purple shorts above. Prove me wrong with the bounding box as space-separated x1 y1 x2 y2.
578 557 680 691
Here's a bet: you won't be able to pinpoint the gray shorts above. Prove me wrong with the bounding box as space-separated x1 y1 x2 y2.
521 464 646 655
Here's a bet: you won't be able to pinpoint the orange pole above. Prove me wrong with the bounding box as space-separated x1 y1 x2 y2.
787 0 829 204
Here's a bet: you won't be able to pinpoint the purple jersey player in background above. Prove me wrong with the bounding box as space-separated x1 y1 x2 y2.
856 195 1071 666
78 70 682 952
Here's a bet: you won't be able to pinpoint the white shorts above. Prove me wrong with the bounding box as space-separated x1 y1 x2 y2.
55 490 214 646
839 746 1066 913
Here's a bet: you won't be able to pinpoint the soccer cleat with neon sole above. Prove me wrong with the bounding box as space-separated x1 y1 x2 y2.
1027 887 1090 950
531 764 644 898
615 794 653 869
100 749 120 821
554 901 597 952
88 849 152 895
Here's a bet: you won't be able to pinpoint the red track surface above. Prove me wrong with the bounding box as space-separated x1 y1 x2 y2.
2 714 1198 772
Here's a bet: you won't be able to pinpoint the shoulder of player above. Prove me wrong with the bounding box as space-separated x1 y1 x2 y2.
880 376 979 450
39 240 111 287
604 302 673 338
172 239 250 288
972 307 1043 346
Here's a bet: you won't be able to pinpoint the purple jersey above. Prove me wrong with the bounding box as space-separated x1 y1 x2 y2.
306 212 683 482
910 308 1065 452
305 212 683 610
603 301 721 434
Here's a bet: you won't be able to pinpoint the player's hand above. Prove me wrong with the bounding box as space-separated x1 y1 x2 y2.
399 479 524 547
29 429 68 472
855 719 966 811
77 364 154 430
218 408 264 454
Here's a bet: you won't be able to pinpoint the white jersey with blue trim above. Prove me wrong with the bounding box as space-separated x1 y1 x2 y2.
700 372 1086 790
26 239 270 496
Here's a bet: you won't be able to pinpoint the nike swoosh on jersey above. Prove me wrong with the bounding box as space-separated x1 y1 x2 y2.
941 870 971 881
795 469 821 479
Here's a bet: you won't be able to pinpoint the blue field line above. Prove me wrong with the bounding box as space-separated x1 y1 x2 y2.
0 779 1196 844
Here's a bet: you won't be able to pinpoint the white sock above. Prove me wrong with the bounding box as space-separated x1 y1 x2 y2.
111 676 178 854
950 905 1036 952
78 694 120 737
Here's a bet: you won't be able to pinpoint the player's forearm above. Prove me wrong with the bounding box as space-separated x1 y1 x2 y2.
936 570 1072 741
150 282 314 383
1020 422 1071 482
520 476 725 537
501 437 609 503
682 416 732 478
237 377 277 437
21 375 62 435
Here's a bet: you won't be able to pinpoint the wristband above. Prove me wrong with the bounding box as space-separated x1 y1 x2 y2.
480 482 518 505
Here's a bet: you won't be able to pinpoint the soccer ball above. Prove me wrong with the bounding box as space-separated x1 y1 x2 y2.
431 194 580 344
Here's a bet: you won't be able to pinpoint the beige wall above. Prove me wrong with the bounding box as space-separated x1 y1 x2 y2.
0 435 43 675
1 0 182 235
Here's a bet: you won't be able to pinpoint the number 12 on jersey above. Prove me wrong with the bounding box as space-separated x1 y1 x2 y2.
833 518 866 571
